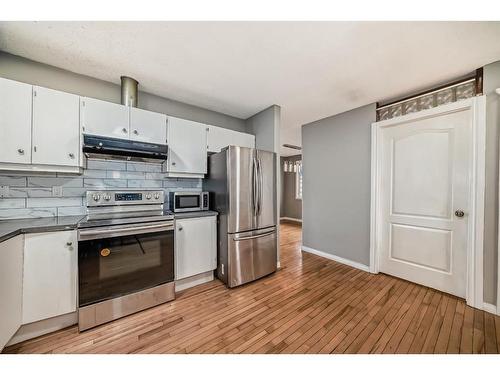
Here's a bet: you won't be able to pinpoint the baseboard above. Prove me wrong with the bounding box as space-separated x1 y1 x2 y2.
483 302 499 315
175 271 214 292
301 245 370 272
280 217 302 223
7 312 77 347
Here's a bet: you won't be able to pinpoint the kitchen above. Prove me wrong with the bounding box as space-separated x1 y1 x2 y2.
0 64 280 346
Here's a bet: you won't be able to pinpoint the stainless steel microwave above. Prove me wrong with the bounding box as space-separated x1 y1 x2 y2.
169 191 209 213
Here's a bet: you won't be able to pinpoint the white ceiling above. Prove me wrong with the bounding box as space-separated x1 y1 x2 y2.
1 21 500 156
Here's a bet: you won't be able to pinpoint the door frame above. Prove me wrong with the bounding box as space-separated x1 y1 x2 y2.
370 96 486 309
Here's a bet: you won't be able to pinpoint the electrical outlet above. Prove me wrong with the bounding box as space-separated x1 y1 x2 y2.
0 186 9 198
52 186 63 197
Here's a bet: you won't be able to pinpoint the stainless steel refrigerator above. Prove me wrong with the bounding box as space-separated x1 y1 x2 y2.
204 146 277 288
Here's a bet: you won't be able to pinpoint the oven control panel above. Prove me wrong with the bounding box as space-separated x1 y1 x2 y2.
86 190 164 206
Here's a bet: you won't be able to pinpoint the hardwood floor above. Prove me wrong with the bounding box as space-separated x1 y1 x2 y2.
4 222 499 354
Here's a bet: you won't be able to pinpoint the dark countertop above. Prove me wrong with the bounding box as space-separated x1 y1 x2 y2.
0 215 85 243
0 210 219 243
174 210 219 219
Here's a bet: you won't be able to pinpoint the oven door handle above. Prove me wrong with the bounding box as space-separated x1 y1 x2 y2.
78 222 174 241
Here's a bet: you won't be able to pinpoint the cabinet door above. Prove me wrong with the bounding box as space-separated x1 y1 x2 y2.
130 107 167 144
81 97 130 139
167 117 208 174
0 78 32 164
175 216 217 280
23 231 77 324
0 235 23 350
32 86 80 167
207 125 255 152
234 132 255 149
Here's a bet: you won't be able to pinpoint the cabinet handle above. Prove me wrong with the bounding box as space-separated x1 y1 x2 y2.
66 242 73 246
122 128 128 133
18 148 24 155
69 153 75 159
33 146 37 152
133 130 139 135
178 226 183 231
172 162 176 166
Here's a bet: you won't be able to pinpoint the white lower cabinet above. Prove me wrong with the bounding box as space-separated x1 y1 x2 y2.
22 231 78 325
175 216 217 280
0 235 24 351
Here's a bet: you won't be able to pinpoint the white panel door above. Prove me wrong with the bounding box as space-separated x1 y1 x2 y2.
130 107 167 144
207 125 255 152
32 86 80 167
23 231 77 324
81 97 130 139
378 106 471 298
0 77 32 164
167 117 207 174
0 235 23 350
175 216 217 280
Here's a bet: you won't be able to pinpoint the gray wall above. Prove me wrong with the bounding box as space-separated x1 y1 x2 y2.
302 104 376 266
245 105 281 152
483 61 500 305
280 155 302 220
0 52 247 132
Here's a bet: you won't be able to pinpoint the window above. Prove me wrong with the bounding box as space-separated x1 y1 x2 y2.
295 161 302 200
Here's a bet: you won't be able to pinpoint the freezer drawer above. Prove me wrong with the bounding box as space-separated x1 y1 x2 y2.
226 226 277 287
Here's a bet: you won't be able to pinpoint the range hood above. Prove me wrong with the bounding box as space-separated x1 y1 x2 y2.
83 76 168 163
83 134 168 163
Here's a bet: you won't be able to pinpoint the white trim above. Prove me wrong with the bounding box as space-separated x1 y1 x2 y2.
370 97 486 310
175 271 214 292
7 312 77 346
301 245 370 272
280 216 302 223
483 302 499 315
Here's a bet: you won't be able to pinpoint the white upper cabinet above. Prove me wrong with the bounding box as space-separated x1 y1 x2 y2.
32 86 80 167
175 216 217 280
166 117 208 175
0 77 33 164
130 107 167 144
0 235 24 351
206 125 255 153
22 231 77 325
81 97 129 139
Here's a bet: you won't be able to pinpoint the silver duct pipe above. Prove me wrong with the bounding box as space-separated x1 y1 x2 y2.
120 76 139 107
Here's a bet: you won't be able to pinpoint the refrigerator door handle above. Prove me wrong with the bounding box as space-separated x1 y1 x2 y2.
257 157 262 217
252 157 258 217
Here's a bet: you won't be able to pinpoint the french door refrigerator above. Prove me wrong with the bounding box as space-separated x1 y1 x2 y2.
204 146 277 287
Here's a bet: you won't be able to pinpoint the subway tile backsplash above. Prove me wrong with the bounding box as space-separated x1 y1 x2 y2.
0 158 202 220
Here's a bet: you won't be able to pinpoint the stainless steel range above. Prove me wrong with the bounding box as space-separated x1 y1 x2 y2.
77 190 175 331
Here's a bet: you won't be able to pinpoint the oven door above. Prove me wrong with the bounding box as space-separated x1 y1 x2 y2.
78 221 174 307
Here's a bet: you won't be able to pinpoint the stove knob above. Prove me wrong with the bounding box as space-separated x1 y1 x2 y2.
92 194 100 202
103 194 111 201
154 192 160 200
145 193 152 200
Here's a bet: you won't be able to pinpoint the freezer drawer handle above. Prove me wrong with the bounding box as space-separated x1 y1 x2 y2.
233 230 275 241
